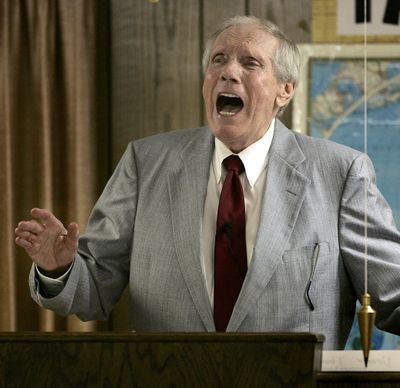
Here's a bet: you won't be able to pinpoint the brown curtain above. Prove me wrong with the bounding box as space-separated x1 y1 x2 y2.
0 0 110 331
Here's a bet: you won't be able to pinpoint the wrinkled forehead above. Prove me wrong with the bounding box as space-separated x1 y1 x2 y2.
211 24 278 56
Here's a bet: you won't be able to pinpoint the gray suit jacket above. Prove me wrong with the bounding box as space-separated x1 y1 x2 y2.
30 120 400 349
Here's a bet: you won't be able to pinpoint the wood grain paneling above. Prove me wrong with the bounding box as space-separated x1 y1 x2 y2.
111 0 201 165
202 0 246 41
248 0 311 43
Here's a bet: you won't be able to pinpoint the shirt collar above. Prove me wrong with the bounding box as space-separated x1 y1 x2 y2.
213 119 275 187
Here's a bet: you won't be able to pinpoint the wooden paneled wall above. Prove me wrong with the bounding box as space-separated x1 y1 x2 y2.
109 0 311 330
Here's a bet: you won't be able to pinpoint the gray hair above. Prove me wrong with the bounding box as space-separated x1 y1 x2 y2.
202 16 300 88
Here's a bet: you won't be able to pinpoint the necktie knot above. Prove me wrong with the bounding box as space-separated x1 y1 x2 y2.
223 155 245 175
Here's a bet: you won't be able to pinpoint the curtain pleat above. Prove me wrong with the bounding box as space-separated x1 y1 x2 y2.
0 0 110 331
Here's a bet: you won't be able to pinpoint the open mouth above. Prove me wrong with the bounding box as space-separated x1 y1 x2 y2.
216 93 244 116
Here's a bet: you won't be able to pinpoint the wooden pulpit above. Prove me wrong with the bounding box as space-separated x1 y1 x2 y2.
0 332 323 387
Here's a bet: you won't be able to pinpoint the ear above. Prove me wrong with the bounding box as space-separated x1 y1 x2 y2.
276 82 295 108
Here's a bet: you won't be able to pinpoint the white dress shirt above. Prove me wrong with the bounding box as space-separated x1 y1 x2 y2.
201 119 275 307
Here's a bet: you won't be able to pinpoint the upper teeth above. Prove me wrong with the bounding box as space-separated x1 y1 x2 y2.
220 92 240 98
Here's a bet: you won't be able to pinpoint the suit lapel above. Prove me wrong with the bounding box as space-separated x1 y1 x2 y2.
228 122 311 331
168 128 216 331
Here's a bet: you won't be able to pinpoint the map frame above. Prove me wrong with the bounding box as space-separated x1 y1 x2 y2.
293 43 400 135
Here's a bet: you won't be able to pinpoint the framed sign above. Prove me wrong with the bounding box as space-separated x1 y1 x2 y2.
293 44 400 349
312 0 400 42
337 0 400 36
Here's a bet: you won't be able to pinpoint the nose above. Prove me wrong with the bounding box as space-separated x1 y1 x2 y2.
220 61 241 83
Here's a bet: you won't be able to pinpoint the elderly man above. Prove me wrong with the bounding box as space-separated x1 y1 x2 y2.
15 16 400 349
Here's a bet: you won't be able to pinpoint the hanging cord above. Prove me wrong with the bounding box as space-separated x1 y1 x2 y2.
363 0 369 295
357 1 376 368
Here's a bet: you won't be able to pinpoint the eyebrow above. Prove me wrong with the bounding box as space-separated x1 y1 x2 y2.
243 54 262 62
212 52 225 58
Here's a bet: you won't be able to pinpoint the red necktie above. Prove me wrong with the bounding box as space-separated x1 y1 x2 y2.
214 155 247 331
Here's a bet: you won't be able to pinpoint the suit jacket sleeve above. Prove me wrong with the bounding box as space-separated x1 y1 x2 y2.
29 142 137 321
340 153 400 334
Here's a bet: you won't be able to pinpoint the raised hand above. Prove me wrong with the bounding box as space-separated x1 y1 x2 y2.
15 208 79 277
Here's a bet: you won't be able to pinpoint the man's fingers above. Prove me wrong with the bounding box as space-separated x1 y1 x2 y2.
15 236 34 249
16 220 45 234
15 228 37 241
30 208 60 227
15 210 79 260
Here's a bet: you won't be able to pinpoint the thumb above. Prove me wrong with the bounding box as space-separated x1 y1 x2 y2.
63 222 80 250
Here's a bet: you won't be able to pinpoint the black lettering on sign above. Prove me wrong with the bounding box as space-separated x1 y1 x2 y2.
355 0 371 23
383 0 400 25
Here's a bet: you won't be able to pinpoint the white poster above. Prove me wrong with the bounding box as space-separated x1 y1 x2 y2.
337 0 400 35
